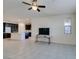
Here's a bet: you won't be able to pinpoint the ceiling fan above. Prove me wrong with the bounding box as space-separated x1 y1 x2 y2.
22 0 46 12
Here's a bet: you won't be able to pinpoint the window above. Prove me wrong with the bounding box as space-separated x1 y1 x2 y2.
5 27 11 33
64 19 71 34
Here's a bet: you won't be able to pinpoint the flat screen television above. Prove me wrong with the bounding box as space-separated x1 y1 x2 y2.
39 28 49 35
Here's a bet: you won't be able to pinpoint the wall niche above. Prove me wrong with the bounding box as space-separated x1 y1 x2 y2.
25 24 31 30
25 24 31 38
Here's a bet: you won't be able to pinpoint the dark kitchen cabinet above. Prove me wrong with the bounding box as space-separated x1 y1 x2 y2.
3 23 18 33
3 33 11 38
3 22 18 38
11 24 18 33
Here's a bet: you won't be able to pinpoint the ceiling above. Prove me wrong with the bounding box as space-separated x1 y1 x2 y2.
4 0 76 19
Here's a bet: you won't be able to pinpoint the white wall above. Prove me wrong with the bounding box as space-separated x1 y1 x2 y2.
31 14 76 45
3 14 76 45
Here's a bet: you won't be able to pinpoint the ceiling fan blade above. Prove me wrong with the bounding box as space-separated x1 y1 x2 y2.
37 9 40 12
32 0 37 2
28 7 32 10
38 5 46 8
22 1 31 5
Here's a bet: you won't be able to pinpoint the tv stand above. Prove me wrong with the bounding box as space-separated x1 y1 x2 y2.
36 34 50 44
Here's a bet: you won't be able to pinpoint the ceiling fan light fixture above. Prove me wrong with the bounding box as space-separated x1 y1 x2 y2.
22 0 46 12
32 6 38 10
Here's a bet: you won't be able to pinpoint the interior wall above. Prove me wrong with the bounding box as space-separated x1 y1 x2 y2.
31 14 76 45
3 14 76 45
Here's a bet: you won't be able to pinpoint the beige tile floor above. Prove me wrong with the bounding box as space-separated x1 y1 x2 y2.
3 39 76 59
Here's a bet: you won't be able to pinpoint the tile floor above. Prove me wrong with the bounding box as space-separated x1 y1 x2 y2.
3 39 76 59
